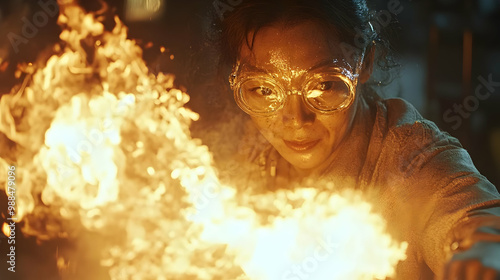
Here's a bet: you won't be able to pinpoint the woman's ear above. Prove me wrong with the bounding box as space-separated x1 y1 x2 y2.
359 44 376 84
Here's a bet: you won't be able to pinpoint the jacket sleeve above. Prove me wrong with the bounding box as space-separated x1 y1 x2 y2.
387 118 500 276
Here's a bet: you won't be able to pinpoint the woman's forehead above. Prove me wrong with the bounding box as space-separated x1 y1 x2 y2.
238 21 345 71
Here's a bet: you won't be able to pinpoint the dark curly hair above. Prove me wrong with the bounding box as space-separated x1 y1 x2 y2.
209 0 400 93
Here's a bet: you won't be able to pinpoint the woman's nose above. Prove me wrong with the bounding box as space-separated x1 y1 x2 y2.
281 94 316 128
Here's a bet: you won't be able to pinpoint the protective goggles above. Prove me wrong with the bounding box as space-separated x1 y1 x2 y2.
229 56 365 116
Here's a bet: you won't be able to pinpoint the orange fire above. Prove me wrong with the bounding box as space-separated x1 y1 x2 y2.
0 2 407 280
2 222 10 237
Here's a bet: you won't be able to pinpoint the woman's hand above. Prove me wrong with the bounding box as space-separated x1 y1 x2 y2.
443 241 500 280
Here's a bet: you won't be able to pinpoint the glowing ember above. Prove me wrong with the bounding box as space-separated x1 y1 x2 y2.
0 2 407 280
2 222 10 237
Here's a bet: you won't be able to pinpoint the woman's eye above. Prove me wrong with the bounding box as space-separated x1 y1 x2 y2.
306 79 350 101
251 86 274 96
314 80 348 93
316 81 334 91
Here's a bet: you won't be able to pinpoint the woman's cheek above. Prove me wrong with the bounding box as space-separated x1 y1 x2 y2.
251 116 282 140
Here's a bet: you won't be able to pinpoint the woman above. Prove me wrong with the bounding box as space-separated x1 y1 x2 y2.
209 0 500 279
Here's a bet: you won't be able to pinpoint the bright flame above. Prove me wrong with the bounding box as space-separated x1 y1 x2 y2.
0 2 407 280
2 222 10 237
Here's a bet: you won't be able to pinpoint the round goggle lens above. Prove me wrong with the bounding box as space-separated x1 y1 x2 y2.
238 78 283 114
304 74 354 112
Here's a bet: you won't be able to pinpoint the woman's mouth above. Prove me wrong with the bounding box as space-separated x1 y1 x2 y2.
283 139 320 152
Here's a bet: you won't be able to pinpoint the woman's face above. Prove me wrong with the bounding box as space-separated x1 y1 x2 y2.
237 21 369 174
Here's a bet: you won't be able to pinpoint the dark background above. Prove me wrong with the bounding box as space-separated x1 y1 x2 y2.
0 0 499 279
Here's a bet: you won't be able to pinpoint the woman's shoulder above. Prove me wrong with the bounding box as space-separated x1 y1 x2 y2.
373 97 454 143
366 97 464 176
377 97 425 128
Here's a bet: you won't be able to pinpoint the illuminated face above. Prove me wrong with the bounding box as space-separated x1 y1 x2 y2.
237 21 369 175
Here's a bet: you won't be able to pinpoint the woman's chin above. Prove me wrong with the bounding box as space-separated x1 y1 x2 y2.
280 145 330 172
290 157 326 172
